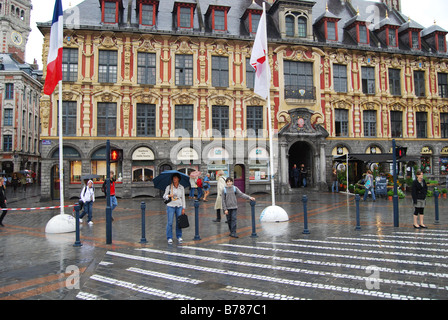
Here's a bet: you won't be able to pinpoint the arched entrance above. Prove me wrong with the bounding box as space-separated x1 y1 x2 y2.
51 165 60 200
288 141 313 188
234 164 245 192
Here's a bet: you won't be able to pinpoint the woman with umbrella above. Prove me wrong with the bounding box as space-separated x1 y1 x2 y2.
162 172 187 244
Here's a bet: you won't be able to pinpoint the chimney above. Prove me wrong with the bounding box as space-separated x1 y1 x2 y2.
381 0 401 12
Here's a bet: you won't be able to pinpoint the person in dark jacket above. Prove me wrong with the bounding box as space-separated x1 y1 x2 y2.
0 177 8 227
411 170 428 229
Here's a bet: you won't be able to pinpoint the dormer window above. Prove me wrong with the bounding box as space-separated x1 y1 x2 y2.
327 21 337 41
100 0 123 24
437 33 446 53
174 2 196 30
411 31 420 49
249 13 261 34
387 28 398 47
138 0 158 26
205 5 230 32
284 12 309 38
358 24 369 44
315 7 341 42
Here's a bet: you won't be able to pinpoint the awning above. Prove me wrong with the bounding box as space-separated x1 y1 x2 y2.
333 153 420 163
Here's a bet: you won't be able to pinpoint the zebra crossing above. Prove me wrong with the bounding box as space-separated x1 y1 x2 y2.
77 230 448 300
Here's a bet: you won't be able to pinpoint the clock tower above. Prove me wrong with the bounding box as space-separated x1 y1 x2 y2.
0 0 32 62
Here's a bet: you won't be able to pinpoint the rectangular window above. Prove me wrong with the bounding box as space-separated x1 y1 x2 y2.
327 21 336 41
414 71 425 97
214 10 225 31
137 52 156 85
62 48 78 82
362 66 375 94
175 54 193 86
246 58 255 89
441 113 448 138
3 109 13 126
212 56 229 88
363 110 376 137
98 50 117 83
141 4 155 26
5 83 14 100
333 64 347 93
175 105 193 136
212 106 229 136
416 112 427 138
97 102 117 136
438 35 446 52
389 69 401 96
179 6 192 28
359 25 368 43
104 1 117 23
412 31 420 49
388 29 397 47
335 109 348 137
284 61 314 99
438 73 448 98
390 111 402 138
247 106 263 137
62 101 77 136
250 13 261 34
3 135 12 152
136 103 156 137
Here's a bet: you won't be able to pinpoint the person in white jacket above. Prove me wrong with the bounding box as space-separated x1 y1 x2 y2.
79 180 95 225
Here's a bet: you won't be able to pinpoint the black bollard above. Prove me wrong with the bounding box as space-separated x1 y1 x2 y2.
302 195 310 234
250 200 258 238
434 190 440 224
194 200 201 240
140 201 147 243
355 194 361 230
73 203 82 247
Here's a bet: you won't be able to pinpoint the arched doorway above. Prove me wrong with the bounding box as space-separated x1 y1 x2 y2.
288 141 313 188
51 165 60 200
234 164 245 192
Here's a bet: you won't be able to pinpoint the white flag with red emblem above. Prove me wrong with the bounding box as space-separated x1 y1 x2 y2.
250 9 270 100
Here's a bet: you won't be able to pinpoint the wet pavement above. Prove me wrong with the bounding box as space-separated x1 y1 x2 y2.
1 186 448 305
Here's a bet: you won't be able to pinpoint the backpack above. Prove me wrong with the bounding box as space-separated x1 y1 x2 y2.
364 178 372 188
101 181 107 194
196 178 202 188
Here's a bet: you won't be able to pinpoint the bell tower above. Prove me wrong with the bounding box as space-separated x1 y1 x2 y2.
0 0 32 62
381 0 402 12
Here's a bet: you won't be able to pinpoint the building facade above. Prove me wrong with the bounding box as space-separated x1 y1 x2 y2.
0 0 42 179
38 0 448 200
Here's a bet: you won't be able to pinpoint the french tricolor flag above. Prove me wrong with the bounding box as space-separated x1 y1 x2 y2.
44 0 63 95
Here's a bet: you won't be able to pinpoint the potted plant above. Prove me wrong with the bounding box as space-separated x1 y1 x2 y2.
441 188 447 198
387 189 393 200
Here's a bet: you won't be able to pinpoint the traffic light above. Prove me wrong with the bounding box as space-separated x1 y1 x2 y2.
395 146 407 159
110 148 123 162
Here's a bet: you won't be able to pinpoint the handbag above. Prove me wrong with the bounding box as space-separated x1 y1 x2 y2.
78 199 84 210
177 214 189 228
163 184 173 205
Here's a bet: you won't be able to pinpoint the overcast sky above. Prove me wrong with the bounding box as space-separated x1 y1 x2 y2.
25 0 448 67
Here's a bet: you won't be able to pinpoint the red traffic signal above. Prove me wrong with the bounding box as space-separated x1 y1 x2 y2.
110 149 123 162
395 146 407 159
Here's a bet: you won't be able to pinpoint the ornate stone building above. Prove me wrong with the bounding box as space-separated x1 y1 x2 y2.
0 0 42 179
38 0 448 200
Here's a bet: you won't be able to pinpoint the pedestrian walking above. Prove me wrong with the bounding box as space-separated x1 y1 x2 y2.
102 172 118 220
363 170 376 201
292 164 300 188
300 164 307 187
163 172 186 244
331 168 339 193
189 174 197 199
221 177 255 238
196 175 203 200
213 170 226 222
11 174 18 194
411 170 428 229
0 177 8 227
20 175 26 192
79 180 95 225
202 173 211 201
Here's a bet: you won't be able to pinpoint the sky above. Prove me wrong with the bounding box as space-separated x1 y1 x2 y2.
25 0 448 68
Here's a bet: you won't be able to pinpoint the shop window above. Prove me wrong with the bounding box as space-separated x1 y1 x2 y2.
91 147 122 182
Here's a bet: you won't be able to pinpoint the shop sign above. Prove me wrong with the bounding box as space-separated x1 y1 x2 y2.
132 147 155 160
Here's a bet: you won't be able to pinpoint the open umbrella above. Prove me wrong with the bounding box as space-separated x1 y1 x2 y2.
189 170 201 177
152 170 190 191
81 174 101 180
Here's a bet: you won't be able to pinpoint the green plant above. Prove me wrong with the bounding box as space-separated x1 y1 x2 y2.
427 190 433 197
442 188 447 194
387 189 394 196
397 189 405 199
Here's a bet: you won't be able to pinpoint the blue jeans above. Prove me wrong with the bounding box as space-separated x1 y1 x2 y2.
189 188 197 198
332 181 339 193
110 195 117 211
197 187 203 199
363 187 376 201
80 201 93 222
166 206 183 240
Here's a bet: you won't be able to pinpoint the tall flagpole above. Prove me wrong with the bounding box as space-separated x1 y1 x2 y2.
264 2 275 207
58 80 64 214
